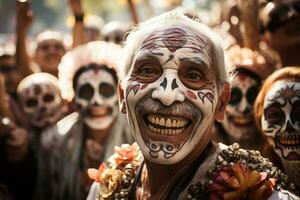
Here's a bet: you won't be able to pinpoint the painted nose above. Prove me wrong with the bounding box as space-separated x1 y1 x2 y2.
238 97 249 114
285 120 296 133
152 77 185 106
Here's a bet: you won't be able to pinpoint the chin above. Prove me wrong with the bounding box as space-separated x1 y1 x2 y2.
84 116 113 130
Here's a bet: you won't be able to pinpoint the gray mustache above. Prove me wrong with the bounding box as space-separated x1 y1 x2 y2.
136 97 199 119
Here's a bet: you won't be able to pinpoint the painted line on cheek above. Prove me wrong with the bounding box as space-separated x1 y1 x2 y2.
186 91 197 100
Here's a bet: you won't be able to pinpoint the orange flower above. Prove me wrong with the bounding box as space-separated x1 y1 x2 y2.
87 162 107 183
207 162 276 200
112 143 140 166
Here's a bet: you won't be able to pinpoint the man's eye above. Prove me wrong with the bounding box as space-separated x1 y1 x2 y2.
139 66 156 75
185 71 203 81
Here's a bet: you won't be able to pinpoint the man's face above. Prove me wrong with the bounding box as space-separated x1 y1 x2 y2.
75 67 118 130
34 39 65 75
222 72 260 141
122 26 219 164
263 0 300 49
262 80 300 161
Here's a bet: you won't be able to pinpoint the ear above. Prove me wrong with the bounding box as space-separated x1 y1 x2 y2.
118 81 126 114
215 83 230 122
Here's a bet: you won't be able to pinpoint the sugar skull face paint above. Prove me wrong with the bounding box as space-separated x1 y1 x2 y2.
122 27 219 164
75 65 118 130
262 80 300 161
262 80 300 186
223 71 260 141
18 73 65 129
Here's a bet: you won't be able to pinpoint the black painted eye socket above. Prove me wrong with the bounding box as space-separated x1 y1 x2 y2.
264 106 285 125
99 82 115 98
25 98 38 108
229 87 242 106
43 93 55 103
291 101 300 125
78 83 94 100
246 85 259 103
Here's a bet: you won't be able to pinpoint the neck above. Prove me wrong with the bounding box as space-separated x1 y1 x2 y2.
85 123 113 145
276 45 300 66
143 130 213 199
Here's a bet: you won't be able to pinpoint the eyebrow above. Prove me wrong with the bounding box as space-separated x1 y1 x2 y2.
134 51 164 64
179 57 210 70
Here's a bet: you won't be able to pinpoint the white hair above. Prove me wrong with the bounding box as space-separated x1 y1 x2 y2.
58 41 123 101
122 11 228 90
17 72 60 95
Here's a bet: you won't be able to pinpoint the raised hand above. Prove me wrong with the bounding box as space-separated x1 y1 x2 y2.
16 0 33 31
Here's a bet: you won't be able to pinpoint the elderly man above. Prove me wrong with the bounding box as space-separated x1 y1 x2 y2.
87 11 299 199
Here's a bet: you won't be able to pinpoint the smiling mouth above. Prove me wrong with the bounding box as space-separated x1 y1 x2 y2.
87 106 112 118
145 114 190 135
228 115 253 127
278 133 300 148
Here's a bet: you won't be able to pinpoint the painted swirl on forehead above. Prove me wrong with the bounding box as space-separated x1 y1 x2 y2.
162 28 187 52
268 84 300 106
140 27 208 54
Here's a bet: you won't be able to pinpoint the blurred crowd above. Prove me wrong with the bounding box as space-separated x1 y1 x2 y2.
0 0 299 199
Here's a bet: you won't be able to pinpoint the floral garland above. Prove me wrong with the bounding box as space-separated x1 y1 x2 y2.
88 143 143 200
186 143 299 200
88 143 298 200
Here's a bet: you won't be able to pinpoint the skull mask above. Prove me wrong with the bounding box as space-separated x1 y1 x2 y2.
74 64 118 130
262 80 300 186
222 68 261 141
18 73 65 129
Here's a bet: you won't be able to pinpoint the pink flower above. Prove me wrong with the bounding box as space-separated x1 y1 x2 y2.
87 162 107 183
207 162 276 200
112 143 140 166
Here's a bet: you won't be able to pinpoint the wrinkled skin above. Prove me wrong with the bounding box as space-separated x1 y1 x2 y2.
121 26 221 165
223 72 260 142
262 80 300 186
75 67 118 130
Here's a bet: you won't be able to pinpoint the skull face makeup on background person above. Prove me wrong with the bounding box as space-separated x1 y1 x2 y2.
215 45 279 149
58 41 123 131
17 72 66 129
222 68 261 141
255 67 300 188
119 16 229 165
73 64 118 130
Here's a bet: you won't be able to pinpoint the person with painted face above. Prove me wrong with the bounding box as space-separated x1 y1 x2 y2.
87 11 299 199
260 0 300 66
213 45 279 151
17 73 68 136
37 41 133 200
254 66 300 190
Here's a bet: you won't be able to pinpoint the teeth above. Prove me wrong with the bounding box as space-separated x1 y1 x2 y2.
166 119 172 127
172 120 177 127
156 118 159 124
147 123 185 135
147 114 188 128
159 118 165 126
